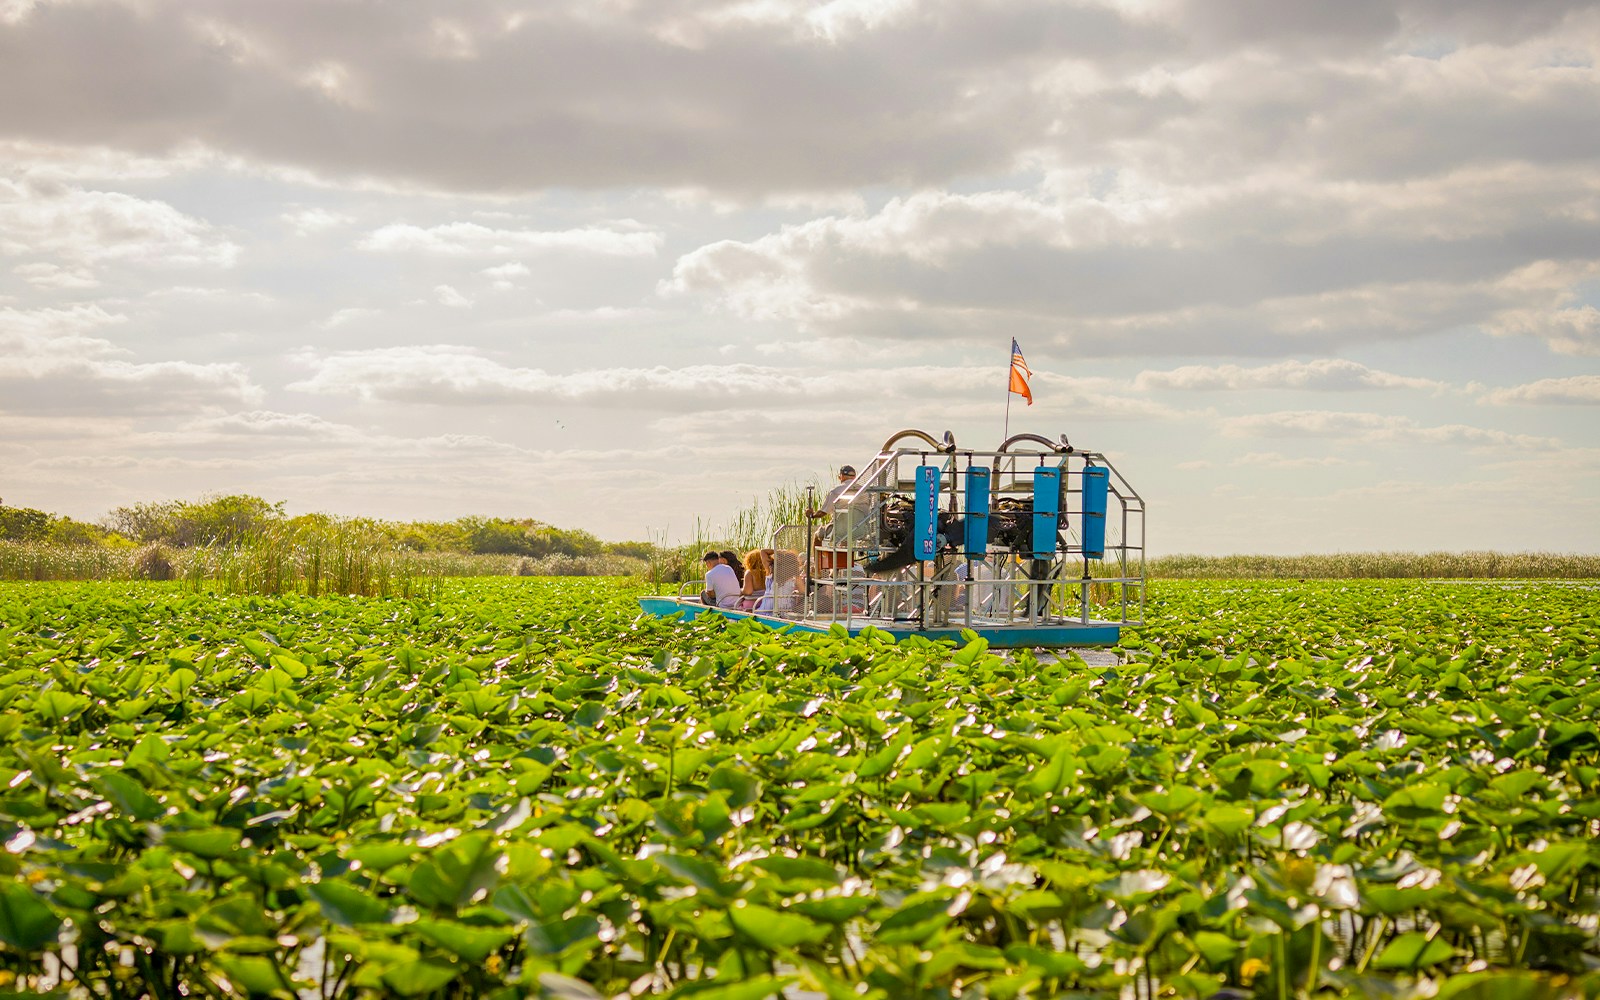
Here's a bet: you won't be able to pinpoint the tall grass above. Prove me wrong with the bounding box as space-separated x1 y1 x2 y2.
178 520 441 598
0 542 135 581
724 481 817 554
1151 550 1600 580
642 522 718 592
642 483 821 593
511 553 648 577
0 537 649 591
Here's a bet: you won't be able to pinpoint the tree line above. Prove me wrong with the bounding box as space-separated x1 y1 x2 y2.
0 494 650 561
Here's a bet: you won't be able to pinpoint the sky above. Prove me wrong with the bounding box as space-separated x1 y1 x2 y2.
2 0 1597 556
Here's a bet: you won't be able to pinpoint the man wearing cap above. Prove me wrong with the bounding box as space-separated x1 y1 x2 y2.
807 464 867 560
809 464 857 520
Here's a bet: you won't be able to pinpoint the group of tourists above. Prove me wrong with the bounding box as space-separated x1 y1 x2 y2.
699 547 790 611
701 460 862 613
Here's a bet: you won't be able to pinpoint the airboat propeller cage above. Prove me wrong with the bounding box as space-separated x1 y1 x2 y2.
640 427 1146 646
841 428 1135 564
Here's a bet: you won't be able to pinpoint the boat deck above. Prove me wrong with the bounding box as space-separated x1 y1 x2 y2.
637 596 1123 647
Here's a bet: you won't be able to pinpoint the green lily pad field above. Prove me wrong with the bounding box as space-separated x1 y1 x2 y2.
1 577 1597 999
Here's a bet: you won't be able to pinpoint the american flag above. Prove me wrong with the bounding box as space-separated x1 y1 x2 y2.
1009 338 1033 405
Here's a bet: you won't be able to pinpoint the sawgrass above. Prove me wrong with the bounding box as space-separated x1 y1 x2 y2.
0 541 151 581
1151 550 1600 579
644 481 818 589
724 480 817 554
178 521 437 598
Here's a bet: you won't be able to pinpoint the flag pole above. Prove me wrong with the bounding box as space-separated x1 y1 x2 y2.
1004 347 1013 444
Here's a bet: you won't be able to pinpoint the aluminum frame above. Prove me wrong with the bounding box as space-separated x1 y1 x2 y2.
767 429 1147 634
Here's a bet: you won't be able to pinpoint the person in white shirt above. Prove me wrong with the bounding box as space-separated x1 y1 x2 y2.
807 464 856 522
700 551 742 608
807 463 873 561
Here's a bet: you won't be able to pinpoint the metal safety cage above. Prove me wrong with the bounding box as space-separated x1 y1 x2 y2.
768 429 1146 633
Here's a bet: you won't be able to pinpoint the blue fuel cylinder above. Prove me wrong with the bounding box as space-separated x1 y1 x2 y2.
1032 467 1060 560
913 465 940 560
964 467 990 556
1082 465 1108 559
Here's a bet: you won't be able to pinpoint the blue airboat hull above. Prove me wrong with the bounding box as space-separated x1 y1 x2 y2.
636 596 1121 647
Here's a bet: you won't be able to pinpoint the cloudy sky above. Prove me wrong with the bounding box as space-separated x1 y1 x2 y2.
2 0 1597 555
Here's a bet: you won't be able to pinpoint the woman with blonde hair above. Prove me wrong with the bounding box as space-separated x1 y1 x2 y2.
738 548 768 610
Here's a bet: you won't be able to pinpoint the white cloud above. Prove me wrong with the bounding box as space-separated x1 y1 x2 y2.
0 303 126 360
0 139 232 183
317 307 380 330
0 355 260 415
282 206 354 234
652 0 920 44
147 285 274 305
1134 359 1447 392
7 412 546 516
189 410 359 440
358 221 661 257
0 0 1168 192
1220 409 1562 449
0 179 238 273
0 302 260 413
1487 303 1600 356
1480 259 1600 356
662 170 1600 354
0 0 39 26
662 233 852 327
13 261 98 289
289 349 845 405
1233 451 1362 469
434 284 473 308
0 412 130 445
482 260 530 289
1480 374 1600 406
0 0 1594 198
544 306 658 323
285 347 1185 421
482 263 527 277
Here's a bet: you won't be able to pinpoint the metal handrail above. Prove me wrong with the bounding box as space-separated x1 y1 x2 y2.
879 428 957 453
996 432 1072 454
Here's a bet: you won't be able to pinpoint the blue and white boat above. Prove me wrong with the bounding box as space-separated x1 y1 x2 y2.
639 429 1146 648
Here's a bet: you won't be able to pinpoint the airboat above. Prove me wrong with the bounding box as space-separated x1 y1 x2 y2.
638 429 1146 648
